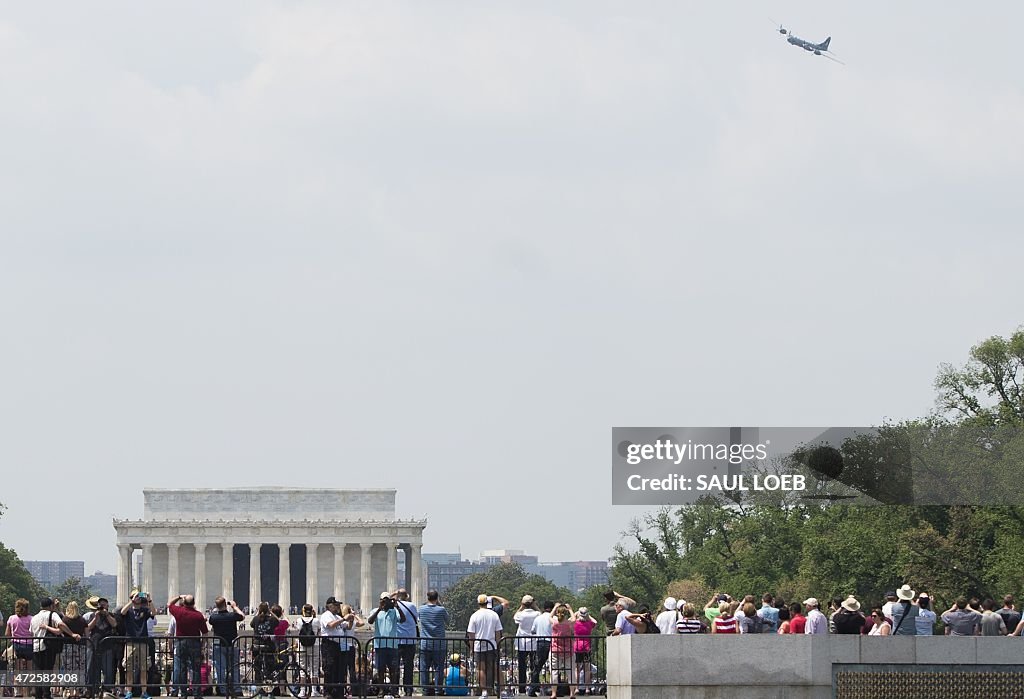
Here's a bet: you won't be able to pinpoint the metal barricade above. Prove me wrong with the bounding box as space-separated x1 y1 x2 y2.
1 635 91 698
362 636 497 698
232 633 361 699
97 635 218 699
497 636 607 697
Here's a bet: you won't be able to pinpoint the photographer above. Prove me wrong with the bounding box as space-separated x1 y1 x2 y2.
85 598 117 697
368 592 405 697
119 591 153 699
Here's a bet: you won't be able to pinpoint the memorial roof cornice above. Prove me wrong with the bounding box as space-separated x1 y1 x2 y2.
113 518 427 525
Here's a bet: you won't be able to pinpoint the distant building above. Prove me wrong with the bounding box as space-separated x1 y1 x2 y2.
425 554 494 594
83 571 117 600
24 561 85 589
424 551 609 594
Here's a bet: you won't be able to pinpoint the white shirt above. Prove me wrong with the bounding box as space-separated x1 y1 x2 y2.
467 608 502 653
804 608 828 635
30 610 61 652
167 616 177 637
533 611 553 638
655 610 678 635
514 608 541 651
882 601 894 619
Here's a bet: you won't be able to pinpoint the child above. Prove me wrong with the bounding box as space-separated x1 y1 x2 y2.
444 654 469 696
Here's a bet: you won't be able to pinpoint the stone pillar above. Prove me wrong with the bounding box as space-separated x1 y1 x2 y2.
333 543 346 604
167 543 180 603
141 543 154 597
194 543 207 610
278 543 291 610
249 543 262 610
117 544 132 605
386 542 398 592
222 543 234 601
410 543 423 605
306 543 319 608
360 543 373 614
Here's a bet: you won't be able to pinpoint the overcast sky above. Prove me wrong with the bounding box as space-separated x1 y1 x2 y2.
1 1 1021 576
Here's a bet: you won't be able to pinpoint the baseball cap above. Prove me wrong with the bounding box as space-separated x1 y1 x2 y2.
521 595 534 605
477 594 488 605
578 607 590 618
325 597 339 606
803 597 819 608
380 591 391 600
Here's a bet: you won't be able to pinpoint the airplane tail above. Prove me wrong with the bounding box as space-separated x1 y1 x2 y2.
820 37 831 50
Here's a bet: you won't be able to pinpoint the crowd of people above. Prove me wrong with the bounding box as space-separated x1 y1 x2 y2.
7 582 1022 699
599 585 1024 637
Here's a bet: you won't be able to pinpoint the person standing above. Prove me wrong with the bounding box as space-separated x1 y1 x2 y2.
208 597 243 699
915 594 936 636
803 599 828 635
31 597 81 699
831 597 865 635
394 590 419 697
418 591 450 697
572 608 597 695
119 591 154 699
466 594 502 698
513 596 540 696
167 594 209 699
654 598 678 635
368 593 406 698
531 602 554 698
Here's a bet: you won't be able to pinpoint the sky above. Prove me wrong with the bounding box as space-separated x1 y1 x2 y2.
0 1 1021 576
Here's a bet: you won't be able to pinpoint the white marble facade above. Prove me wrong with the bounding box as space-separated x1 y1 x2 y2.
113 488 426 613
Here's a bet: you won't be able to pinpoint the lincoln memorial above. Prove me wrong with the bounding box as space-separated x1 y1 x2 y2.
112 488 426 613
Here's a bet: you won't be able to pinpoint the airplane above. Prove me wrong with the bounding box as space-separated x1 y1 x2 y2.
769 19 844 64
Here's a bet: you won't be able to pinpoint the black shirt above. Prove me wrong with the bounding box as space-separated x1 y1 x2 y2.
209 610 244 643
123 607 152 639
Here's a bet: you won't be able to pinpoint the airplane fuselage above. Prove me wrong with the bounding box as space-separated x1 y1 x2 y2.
787 35 829 54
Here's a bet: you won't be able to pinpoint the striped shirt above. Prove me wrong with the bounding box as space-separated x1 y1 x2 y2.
676 618 704 634
713 615 738 634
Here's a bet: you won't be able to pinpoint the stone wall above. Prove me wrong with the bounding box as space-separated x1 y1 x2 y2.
143 488 397 520
607 635 1024 699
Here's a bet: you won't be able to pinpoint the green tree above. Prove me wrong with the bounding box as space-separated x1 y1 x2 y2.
935 328 1024 424
442 562 574 632
0 504 47 613
51 576 94 608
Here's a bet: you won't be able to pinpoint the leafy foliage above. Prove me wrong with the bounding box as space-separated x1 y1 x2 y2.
609 327 1024 613
442 562 574 631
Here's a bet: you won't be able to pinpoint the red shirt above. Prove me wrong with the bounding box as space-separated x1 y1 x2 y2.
274 619 289 638
789 614 806 634
169 604 209 637
713 615 738 634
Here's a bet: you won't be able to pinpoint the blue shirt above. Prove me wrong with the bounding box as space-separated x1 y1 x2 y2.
418 603 450 651
373 608 401 649
445 667 468 695
395 600 419 645
757 605 779 633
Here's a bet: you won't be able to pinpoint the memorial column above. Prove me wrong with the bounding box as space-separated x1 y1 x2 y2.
360 543 372 614
333 543 346 603
386 542 398 592
167 543 180 602
410 543 423 605
249 543 262 610
306 542 319 607
117 543 132 605
222 543 234 601
195 543 207 610
278 543 291 610
141 543 154 597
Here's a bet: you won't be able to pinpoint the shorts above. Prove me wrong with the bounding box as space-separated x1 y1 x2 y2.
375 646 398 670
124 641 148 669
14 644 34 661
474 650 497 672
550 652 573 672
574 652 590 664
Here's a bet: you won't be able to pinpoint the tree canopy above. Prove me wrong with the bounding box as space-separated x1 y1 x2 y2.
441 562 575 632
610 326 1024 613
0 504 46 613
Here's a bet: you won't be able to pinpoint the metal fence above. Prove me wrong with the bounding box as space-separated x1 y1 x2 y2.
1 634 607 698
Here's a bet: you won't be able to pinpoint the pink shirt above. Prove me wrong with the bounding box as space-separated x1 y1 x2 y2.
551 621 573 654
7 614 32 643
574 619 597 652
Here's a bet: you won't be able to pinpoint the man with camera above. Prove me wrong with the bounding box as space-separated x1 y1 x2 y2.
85 597 117 697
367 592 406 698
208 598 244 699
167 594 209 699
119 592 154 699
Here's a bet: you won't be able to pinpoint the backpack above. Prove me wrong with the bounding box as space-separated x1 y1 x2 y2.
43 613 64 654
644 614 660 634
298 619 316 647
